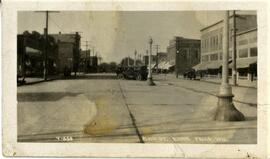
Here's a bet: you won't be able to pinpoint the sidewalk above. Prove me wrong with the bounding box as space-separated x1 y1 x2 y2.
155 73 257 89
18 75 60 86
153 73 257 107
200 77 257 89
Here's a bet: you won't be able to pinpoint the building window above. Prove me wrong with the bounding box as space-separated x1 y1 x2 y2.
216 36 219 50
212 37 215 50
250 47 257 57
202 55 209 62
219 52 223 60
210 53 218 61
238 49 248 58
219 34 223 49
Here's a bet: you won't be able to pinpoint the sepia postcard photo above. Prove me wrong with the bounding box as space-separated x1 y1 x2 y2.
1 0 269 158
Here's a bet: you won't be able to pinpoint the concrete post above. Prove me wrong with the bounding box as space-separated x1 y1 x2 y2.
218 73 221 79
247 73 251 81
232 10 237 86
147 37 155 86
214 11 245 121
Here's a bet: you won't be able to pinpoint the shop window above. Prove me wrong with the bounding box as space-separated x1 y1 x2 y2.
238 49 248 58
250 47 257 57
219 34 223 49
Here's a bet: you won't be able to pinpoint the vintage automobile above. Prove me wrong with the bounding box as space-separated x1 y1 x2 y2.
183 69 197 80
116 66 148 81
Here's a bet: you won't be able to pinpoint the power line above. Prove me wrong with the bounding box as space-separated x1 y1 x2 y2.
48 16 63 31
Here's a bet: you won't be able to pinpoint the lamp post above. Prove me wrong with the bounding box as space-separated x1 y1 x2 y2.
214 11 245 121
147 37 155 86
232 10 237 86
128 56 130 67
134 49 137 68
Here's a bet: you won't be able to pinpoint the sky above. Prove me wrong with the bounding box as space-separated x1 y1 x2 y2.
18 11 255 63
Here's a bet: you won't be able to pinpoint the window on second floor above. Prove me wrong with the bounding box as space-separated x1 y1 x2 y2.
250 47 257 57
238 48 248 58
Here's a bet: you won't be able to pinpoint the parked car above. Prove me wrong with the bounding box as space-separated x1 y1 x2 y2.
183 69 196 80
116 66 148 80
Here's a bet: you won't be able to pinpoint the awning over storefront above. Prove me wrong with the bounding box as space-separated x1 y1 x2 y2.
207 61 222 69
151 63 157 69
158 61 166 69
164 62 173 69
158 61 174 70
193 62 211 71
26 47 42 56
229 58 257 69
193 60 234 71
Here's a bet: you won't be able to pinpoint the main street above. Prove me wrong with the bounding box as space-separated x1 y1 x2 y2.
17 74 257 144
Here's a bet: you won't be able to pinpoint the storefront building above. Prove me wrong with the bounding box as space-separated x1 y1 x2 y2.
167 36 200 75
194 14 257 80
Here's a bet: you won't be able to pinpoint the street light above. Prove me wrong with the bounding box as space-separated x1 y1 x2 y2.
134 49 137 68
214 11 245 121
147 37 155 86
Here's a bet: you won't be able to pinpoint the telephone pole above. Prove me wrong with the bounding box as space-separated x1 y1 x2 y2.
147 37 155 86
154 44 160 73
36 11 59 80
82 41 90 72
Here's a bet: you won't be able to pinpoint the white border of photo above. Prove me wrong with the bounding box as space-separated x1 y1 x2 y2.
1 0 269 158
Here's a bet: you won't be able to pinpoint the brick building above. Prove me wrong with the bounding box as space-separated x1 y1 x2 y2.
17 31 58 77
193 14 257 80
50 32 81 74
167 36 200 75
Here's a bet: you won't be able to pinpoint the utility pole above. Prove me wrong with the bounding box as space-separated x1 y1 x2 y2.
36 11 59 80
147 37 155 86
232 10 237 86
154 44 160 73
146 50 149 66
134 50 137 68
44 11 49 80
214 11 245 121
82 40 90 73
175 37 180 78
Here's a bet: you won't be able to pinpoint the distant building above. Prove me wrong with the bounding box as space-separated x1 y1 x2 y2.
193 14 257 80
80 49 98 73
167 36 200 75
143 55 157 67
50 32 81 73
155 52 168 72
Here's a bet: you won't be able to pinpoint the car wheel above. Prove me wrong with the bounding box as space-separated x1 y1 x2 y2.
136 74 142 81
118 73 124 79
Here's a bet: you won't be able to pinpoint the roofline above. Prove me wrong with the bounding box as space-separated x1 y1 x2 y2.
200 20 224 32
200 14 255 32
